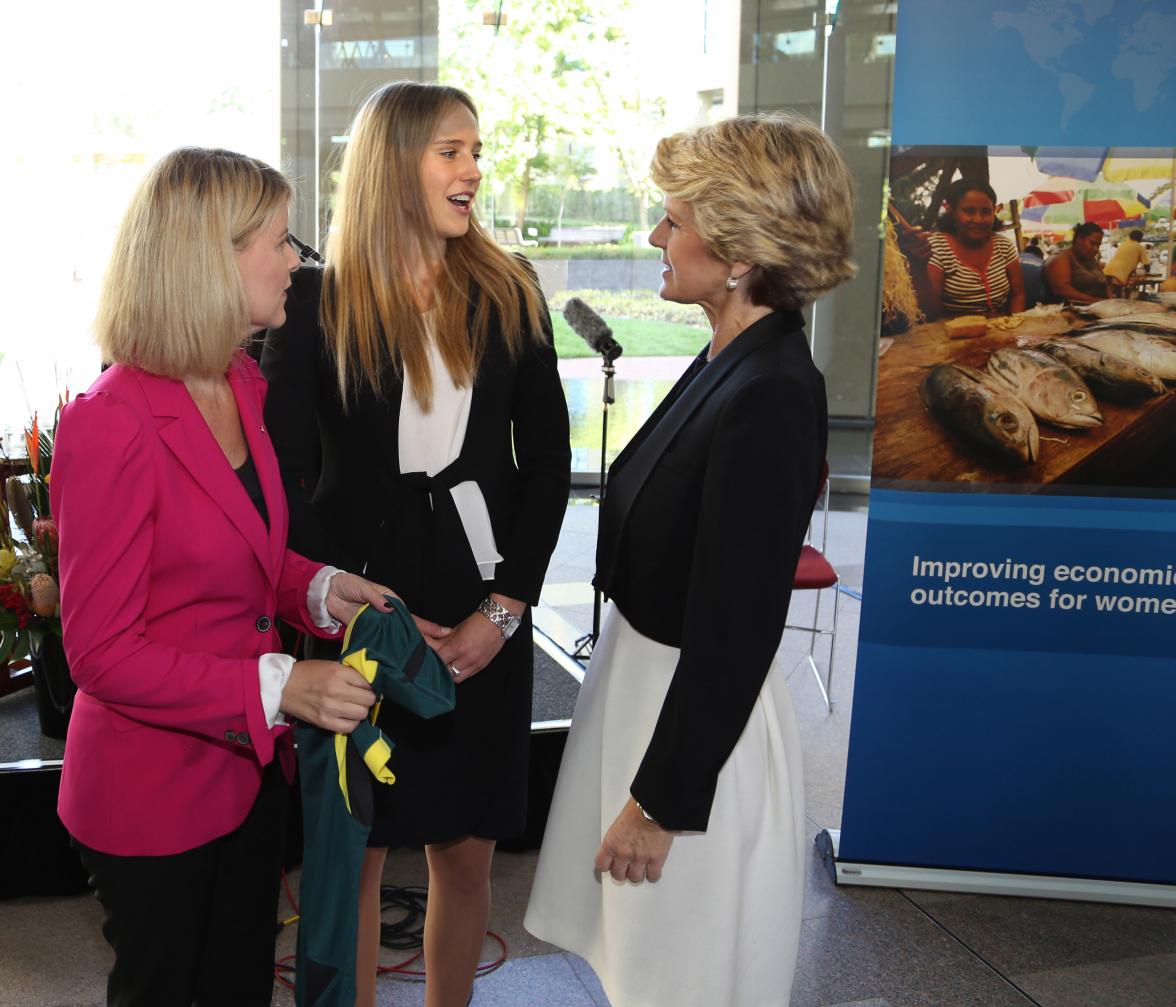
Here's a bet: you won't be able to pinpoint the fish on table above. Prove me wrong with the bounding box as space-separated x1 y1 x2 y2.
985 348 1103 429
1080 313 1176 336
1076 299 1172 320
1074 330 1176 381
920 364 1040 464
1036 340 1166 402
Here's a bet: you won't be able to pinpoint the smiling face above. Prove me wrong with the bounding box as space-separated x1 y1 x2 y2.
235 205 299 332
419 102 482 251
648 196 731 308
951 188 996 245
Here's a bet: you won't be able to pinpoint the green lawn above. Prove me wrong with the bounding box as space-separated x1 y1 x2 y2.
552 314 707 359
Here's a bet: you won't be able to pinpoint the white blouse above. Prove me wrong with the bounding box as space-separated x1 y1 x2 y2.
399 325 502 581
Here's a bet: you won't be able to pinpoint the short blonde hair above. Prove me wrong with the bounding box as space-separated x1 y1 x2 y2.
650 112 856 310
96 147 293 378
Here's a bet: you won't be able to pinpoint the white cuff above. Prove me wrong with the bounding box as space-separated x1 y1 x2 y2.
450 480 503 581
309 565 343 632
259 653 295 728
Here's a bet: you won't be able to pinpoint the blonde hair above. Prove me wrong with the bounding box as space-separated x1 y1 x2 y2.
323 80 545 410
650 112 857 310
96 147 292 378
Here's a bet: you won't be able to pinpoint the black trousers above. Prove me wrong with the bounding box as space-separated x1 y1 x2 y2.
74 760 290 1007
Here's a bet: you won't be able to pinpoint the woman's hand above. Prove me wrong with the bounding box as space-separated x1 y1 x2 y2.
279 659 375 734
435 611 505 684
324 571 396 626
898 225 932 265
325 571 451 647
594 797 675 883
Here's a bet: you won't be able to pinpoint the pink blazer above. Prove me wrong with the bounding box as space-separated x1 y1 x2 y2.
51 351 333 856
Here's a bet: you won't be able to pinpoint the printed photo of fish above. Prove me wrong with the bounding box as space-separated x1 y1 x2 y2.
874 145 1176 492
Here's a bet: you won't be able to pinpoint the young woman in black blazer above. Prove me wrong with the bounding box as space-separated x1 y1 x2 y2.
526 113 857 1007
262 82 569 1007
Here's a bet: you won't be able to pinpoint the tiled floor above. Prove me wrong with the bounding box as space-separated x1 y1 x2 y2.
3 500 1175 1006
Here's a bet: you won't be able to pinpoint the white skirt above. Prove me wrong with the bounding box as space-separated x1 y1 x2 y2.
525 604 805 1007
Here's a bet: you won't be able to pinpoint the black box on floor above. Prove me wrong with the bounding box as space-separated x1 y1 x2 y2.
0 766 89 898
499 728 569 853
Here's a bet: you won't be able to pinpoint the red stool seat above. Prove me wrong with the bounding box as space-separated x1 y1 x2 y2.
794 544 837 590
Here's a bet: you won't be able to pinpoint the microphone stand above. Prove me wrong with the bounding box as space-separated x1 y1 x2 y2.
572 348 619 662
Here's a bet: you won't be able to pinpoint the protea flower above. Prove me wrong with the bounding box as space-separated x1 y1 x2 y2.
29 573 59 617
33 516 58 554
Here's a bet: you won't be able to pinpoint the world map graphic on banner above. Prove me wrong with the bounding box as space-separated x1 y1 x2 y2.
893 0 1176 145
993 1 1176 128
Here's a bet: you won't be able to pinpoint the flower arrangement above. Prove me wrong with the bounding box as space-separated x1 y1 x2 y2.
1 400 64 667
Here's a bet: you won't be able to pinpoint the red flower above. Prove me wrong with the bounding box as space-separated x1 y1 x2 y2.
0 583 32 629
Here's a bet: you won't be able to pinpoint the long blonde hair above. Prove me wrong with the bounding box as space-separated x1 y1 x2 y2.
96 147 292 377
323 81 545 409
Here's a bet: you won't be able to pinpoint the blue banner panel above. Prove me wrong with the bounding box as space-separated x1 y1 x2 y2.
841 490 1176 883
892 0 1176 147
843 0 1176 894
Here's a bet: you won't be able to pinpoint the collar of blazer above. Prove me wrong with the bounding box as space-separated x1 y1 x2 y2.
600 309 805 574
129 353 286 583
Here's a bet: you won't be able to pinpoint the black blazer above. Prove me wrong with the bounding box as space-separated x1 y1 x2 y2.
595 310 827 832
260 266 571 626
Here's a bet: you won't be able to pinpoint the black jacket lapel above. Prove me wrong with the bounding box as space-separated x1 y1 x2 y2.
597 311 803 591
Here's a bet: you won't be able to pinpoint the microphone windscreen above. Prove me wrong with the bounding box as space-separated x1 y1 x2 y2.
563 297 613 352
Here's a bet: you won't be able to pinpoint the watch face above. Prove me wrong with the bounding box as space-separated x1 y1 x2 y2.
502 617 520 640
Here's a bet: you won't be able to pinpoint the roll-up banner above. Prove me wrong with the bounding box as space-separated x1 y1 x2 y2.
823 0 1176 906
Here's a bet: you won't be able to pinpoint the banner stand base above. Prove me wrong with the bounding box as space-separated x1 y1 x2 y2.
815 829 1176 909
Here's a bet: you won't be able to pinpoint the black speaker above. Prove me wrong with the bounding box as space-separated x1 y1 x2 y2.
0 765 88 898
499 727 569 853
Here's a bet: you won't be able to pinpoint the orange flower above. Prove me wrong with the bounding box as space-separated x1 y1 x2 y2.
25 413 40 476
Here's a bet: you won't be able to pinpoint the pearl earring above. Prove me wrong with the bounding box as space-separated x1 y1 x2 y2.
726 274 740 290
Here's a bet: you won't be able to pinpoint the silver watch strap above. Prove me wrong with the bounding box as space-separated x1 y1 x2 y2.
478 597 520 636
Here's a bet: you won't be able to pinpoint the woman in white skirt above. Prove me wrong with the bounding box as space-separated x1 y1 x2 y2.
526 113 857 1006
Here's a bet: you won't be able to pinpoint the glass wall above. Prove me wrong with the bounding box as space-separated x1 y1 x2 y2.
0 2 280 444
281 0 745 473
741 0 895 485
283 0 890 481
3 0 891 483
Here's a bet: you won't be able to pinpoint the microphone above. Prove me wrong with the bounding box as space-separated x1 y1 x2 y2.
563 298 623 363
288 233 324 264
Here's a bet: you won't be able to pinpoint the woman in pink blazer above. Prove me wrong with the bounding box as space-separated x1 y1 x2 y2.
49 147 409 1007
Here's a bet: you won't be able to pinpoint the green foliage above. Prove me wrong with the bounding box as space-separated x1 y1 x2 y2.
440 0 667 230
508 185 662 226
553 314 707 359
520 244 661 259
548 287 707 358
440 0 611 222
548 288 708 324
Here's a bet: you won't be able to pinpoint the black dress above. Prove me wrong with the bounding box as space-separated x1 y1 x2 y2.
261 266 571 845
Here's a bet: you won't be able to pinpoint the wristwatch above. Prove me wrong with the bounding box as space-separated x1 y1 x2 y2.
477 597 522 640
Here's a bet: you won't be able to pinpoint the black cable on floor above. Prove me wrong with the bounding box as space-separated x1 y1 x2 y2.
275 879 509 988
379 884 429 950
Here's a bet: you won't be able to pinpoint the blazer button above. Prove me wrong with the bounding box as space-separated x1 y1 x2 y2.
256 615 273 633
237 732 250 746
225 730 238 743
